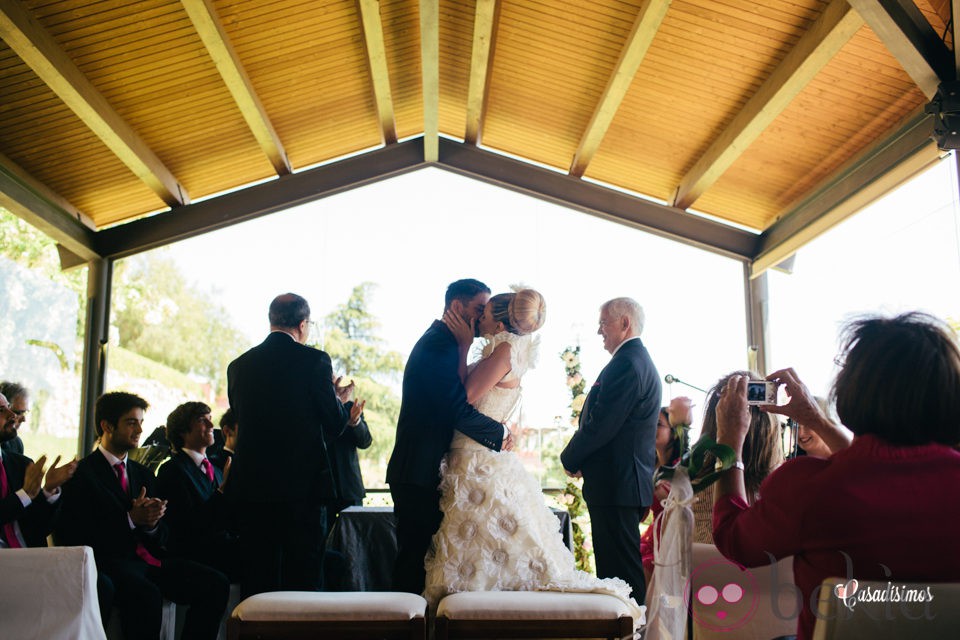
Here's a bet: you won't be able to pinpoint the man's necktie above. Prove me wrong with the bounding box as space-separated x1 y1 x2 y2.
114 461 161 567
0 456 24 548
200 458 215 484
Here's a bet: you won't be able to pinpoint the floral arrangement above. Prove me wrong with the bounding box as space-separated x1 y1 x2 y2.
559 344 593 573
561 346 587 426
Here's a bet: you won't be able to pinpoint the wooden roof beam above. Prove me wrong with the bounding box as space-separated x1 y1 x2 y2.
464 0 500 145
952 0 960 76
672 0 863 210
569 0 671 177
357 0 398 145
420 0 439 161
847 0 953 98
181 0 292 175
0 0 188 207
0 153 99 262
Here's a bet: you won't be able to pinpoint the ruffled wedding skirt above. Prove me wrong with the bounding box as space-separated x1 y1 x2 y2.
423 430 645 628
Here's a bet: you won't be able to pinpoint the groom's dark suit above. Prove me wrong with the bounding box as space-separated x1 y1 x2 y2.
561 337 661 602
387 320 504 594
227 330 350 595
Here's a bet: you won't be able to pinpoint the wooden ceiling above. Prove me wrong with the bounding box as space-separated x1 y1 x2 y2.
0 0 955 272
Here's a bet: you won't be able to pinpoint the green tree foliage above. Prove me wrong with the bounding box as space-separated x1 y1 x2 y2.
111 252 249 397
319 283 404 485
0 208 86 338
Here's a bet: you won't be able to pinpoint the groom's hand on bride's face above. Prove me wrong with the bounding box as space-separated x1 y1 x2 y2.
443 310 475 348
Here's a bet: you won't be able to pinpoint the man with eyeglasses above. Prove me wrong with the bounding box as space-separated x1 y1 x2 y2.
561 297 661 605
0 381 28 455
227 293 363 597
0 391 76 548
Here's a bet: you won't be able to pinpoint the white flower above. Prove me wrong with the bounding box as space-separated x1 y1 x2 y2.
571 393 587 412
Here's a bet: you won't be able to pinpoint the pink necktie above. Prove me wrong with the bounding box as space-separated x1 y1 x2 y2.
0 456 23 548
114 461 161 567
200 458 214 484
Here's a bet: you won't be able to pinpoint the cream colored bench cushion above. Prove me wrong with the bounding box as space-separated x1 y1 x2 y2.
232 591 427 622
437 591 632 620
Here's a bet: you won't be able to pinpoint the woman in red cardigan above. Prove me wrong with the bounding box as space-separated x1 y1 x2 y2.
711 312 960 640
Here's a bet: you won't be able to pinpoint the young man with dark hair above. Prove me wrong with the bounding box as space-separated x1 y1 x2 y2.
387 278 507 594
210 408 237 471
157 401 239 580
56 391 229 639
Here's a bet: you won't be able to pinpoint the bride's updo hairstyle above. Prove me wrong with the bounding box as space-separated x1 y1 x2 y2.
488 288 546 336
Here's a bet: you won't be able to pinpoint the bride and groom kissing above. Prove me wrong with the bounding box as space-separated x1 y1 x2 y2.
386 278 651 626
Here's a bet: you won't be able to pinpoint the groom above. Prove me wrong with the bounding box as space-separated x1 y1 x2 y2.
561 297 661 603
387 278 508 595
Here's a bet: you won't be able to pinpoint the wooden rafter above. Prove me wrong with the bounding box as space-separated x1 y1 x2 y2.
357 0 398 145
420 0 439 161
847 0 953 98
672 0 863 210
464 0 500 145
0 0 188 207
569 0 671 178
952 0 960 76
0 153 99 261
181 0 292 175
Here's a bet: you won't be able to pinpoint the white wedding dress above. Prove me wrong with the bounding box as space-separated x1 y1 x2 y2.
423 331 645 628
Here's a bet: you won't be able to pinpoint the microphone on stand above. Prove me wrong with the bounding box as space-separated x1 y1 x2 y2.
663 374 707 393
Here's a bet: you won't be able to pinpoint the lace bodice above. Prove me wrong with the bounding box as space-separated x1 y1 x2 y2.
451 332 540 450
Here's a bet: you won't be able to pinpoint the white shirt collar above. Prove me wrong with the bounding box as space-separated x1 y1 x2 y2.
611 335 641 357
181 448 207 468
97 444 126 467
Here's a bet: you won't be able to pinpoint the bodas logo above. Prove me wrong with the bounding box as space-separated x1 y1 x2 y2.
685 558 759 632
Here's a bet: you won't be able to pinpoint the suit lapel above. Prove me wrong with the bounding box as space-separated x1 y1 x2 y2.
176 453 216 496
89 452 132 509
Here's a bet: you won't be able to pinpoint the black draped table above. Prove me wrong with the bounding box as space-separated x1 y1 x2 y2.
325 505 574 592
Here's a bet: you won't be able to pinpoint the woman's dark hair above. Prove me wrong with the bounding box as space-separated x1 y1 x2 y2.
832 312 960 446
166 401 212 452
702 371 783 499
658 407 688 466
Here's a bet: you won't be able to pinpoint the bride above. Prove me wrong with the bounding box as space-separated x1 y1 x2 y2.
423 288 645 625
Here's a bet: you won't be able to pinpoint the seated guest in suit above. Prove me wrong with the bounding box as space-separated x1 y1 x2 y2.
157 401 239 580
0 392 76 547
209 408 237 471
56 391 229 640
0 381 29 455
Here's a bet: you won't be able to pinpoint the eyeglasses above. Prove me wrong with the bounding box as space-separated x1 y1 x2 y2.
11 408 27 416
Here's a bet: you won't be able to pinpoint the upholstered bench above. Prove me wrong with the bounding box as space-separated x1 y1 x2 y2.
435 591 635 639
227 591 427 639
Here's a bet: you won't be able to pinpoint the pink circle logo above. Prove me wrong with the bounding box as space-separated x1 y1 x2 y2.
685 558 759 631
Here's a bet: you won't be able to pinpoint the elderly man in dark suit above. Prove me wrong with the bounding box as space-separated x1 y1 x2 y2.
227 293 362 597
157 401 239 580
56 391 229 639
561 297 661 603
0 392 76 548
387 278 507 595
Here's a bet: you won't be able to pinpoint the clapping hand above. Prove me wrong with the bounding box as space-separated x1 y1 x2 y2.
334 376 355 403
130 487 167 529
442 310 474 349
43 455 78 492
22 455 47 499
349 399 366 426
